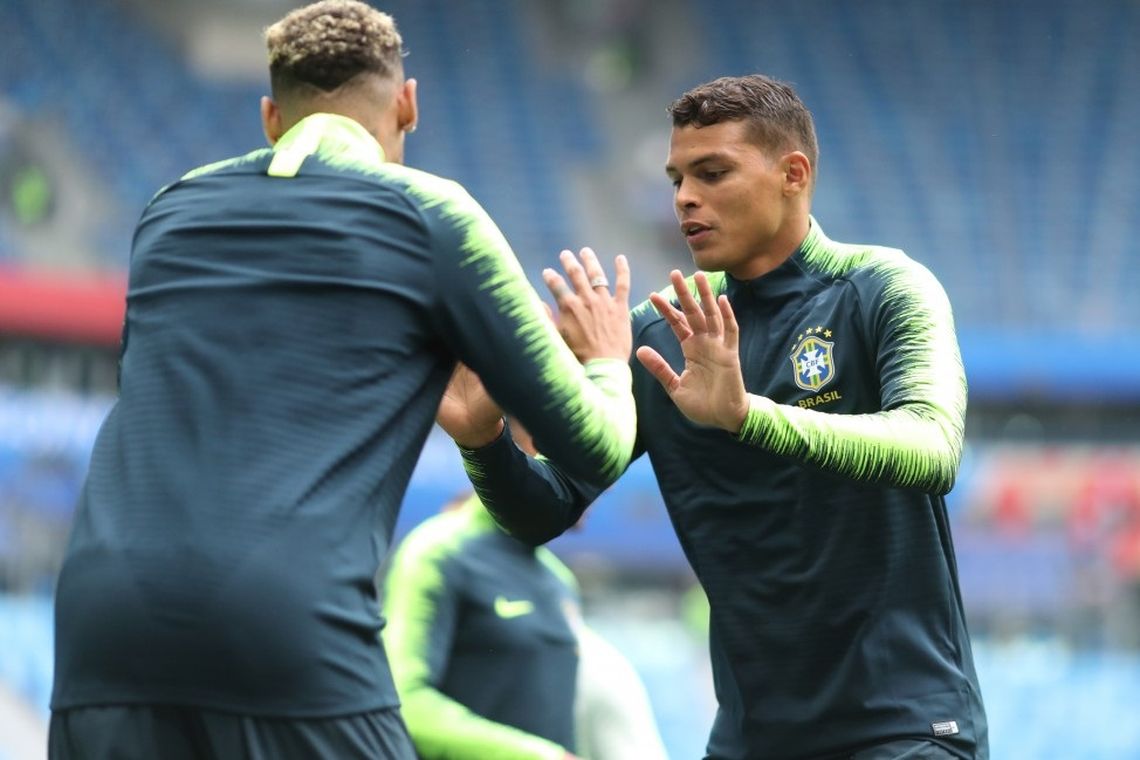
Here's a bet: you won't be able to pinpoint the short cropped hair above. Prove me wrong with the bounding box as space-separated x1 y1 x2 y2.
668 74 819 172
265 0 404 97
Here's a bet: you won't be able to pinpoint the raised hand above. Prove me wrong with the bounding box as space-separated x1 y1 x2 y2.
436 361 505 448
635 270 750 433
541 248 631 363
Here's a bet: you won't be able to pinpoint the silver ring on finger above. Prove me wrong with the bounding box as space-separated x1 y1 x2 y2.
589 276 609 289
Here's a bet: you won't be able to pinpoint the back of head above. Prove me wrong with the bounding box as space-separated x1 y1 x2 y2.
668 74 819 178
265 0 404 105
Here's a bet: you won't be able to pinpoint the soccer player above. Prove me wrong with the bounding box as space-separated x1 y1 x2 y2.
48 2 636 758
440 74 989 759
382 490 584 760
382 424 667 760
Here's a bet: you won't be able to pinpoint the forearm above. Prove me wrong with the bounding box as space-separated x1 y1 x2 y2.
460 429 604 546
736 395 964 494
401 685 567 760
504 357 635 487
426 179 637 486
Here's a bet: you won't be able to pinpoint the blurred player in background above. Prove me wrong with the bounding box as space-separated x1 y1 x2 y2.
382 422 667 760
571 618 669 760
440 74 988 759
384 489 583 760
48 2 636 758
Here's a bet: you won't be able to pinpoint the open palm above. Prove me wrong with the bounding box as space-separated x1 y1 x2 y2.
635 271 750 433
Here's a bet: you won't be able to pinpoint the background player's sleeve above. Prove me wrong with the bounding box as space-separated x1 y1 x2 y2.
736 257 967 494
382 522 570 760
410 175 635 489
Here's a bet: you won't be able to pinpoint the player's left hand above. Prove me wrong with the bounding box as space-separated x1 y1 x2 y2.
636 270 749 433
437 362 505 448
542 248 631 363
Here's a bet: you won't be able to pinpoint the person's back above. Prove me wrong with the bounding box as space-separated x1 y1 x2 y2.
55 121 493 713
50 3 636 757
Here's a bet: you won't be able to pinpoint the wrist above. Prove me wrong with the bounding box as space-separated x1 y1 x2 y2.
453 417 506 449
723 395 750 435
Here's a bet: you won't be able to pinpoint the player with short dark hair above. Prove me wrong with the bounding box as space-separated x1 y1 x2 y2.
48 2 636 758
441 73 989 759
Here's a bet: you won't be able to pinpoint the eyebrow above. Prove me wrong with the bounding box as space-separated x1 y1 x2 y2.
664 152 730 176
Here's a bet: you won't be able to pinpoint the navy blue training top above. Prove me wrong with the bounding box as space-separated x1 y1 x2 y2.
463 220 988 759
51 114 635 717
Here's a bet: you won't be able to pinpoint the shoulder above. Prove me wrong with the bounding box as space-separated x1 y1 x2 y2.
142 148 273 209
372 164 473 210
389 508 485 578
180 148 274 182
535 547 579 594
804 232 948 309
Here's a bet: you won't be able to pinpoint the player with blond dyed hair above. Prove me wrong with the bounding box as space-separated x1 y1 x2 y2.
49 2 636 758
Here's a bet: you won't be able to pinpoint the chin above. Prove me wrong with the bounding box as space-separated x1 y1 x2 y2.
690 250 727 273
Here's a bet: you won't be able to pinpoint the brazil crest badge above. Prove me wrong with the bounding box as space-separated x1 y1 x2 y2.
790 332 836 392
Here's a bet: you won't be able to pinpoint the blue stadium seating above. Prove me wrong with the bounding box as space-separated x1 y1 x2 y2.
689 0 1140 332
3 0 1137 334
0 0 599 277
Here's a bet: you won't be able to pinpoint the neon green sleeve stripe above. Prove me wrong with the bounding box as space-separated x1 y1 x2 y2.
738 237 966 495
401 168 636 485
399 687 567 760
382 511 567 760
737 391 963 494
536 547 578 594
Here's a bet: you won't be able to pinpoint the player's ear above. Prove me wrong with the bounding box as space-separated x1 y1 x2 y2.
397 78 418 135
261 96 284 146
782 151 811 197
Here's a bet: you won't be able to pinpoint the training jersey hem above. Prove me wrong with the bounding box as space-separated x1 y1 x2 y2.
50 691 401 720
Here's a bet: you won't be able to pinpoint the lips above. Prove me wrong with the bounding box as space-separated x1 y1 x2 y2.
682 221 712 243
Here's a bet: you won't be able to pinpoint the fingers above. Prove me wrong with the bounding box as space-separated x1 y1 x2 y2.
695 272 722 335
542 267 572 306
578 248 611 292
665 270 725 337
546 247 632 314
613 254 630 307
718 294 739 352
649 292 693 341
669 270 707 334
635 346 680 394
560 249 596 296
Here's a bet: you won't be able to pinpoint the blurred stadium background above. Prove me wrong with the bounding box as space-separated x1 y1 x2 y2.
2 0 1139 757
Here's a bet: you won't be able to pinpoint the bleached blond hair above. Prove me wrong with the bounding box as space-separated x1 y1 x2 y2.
265 0 404 96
